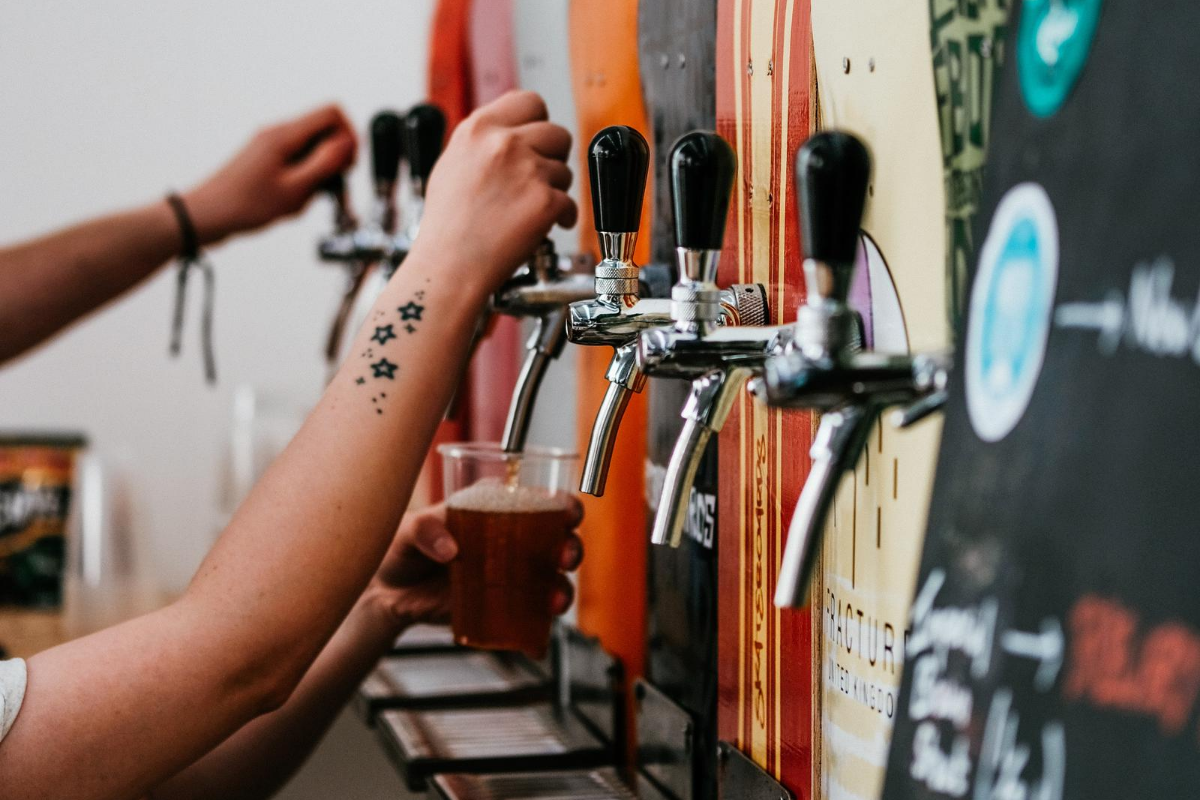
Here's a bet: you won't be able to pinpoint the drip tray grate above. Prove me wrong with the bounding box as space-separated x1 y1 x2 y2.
377 703 611 790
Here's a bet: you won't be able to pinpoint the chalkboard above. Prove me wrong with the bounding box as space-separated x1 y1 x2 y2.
882 1 1200 797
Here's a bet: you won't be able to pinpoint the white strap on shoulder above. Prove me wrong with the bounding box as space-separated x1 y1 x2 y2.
0 658 28 743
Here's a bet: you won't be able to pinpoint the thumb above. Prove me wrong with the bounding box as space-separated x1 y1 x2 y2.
409 512 458 564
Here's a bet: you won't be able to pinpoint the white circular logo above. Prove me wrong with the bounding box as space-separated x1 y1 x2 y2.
966 183 1059 442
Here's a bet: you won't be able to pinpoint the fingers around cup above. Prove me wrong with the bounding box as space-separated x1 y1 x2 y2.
551 574 575 616
560 533 584 572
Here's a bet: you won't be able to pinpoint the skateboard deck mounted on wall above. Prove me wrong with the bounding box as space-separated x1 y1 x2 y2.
418 0 476 505
930 0 1010 328
567 0 652 731
464 0 524 445
882 0 1200 797
714 0 815 793
636 0 723 795
808 2 948 798
511 0 581 456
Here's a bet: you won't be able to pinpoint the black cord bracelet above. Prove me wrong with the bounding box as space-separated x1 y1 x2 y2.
165 193 217 385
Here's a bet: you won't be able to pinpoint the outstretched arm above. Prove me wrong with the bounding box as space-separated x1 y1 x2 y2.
0 104 356 365
0 90 576 800
151 502 583 800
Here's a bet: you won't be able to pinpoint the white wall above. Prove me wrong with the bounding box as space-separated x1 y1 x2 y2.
0 0 436 592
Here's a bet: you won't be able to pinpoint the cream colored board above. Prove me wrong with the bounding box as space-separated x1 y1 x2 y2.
509 0 579 472
513 0 579 255
810 3 945 800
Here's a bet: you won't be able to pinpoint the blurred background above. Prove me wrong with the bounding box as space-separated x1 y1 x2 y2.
0 1 450 795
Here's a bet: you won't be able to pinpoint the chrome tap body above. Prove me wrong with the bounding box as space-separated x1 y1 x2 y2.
494 240 596 454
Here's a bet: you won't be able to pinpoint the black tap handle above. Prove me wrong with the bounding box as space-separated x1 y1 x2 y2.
670 131 736 252
404 104 447 187
370 110 405 186
318 172 346 198
587 126 649 234
796 131 870 268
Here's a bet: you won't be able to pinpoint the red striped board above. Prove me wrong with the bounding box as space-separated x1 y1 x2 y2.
714 1 816 793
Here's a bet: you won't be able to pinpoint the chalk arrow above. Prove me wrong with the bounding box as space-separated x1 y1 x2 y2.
1001 617 1064 692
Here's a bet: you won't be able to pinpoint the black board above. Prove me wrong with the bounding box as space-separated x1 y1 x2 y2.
637 1 721 797
883 1 1200 797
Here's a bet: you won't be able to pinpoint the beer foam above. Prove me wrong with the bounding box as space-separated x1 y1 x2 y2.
447 478 569 514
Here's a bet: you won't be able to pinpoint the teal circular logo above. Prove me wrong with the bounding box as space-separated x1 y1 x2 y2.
966 183 1059 443
1017 0 1103 117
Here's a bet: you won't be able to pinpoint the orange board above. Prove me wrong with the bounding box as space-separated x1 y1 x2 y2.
567 0 652 734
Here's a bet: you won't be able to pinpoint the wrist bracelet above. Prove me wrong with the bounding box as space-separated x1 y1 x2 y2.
165 193 217 385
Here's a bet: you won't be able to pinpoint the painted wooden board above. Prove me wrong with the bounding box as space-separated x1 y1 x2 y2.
511 0 581 457
809 3 947 799
883 0 1200 796
636 2 724 796
930 0 1010 328
714 0 816 793
513 0 580 258
465 0 523 446
427 0 475 132
567 0 652 742
420 0 476 505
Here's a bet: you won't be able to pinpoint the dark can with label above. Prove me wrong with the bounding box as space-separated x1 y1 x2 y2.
0 434 87 608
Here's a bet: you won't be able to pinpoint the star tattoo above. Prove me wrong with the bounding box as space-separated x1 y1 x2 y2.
371 358 398 380
371 324 397 345
398 302 425 321
405 323 417 334
355 377 365 385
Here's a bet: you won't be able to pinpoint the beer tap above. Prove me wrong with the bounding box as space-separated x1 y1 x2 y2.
494 241 594 454
758 131 950 609
318 110 405 367
566 126 767 496
635 132 785 547
400 103 446 253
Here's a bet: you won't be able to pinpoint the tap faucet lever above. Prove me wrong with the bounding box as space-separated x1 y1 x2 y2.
369 110 405 234
320 172 357 233
794 132 871 358
588 126 650 301
404 104 447 202
669 131 736 334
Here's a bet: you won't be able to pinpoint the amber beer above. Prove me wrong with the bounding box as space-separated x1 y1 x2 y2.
439 443 578 658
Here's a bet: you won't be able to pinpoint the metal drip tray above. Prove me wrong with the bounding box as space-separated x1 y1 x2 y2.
356 651 550 721
390 624 458 655
377 703 611 790
433 767 637 799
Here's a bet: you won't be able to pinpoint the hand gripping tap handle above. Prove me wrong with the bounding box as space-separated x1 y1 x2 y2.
797 131 870 304
404 104 447 197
